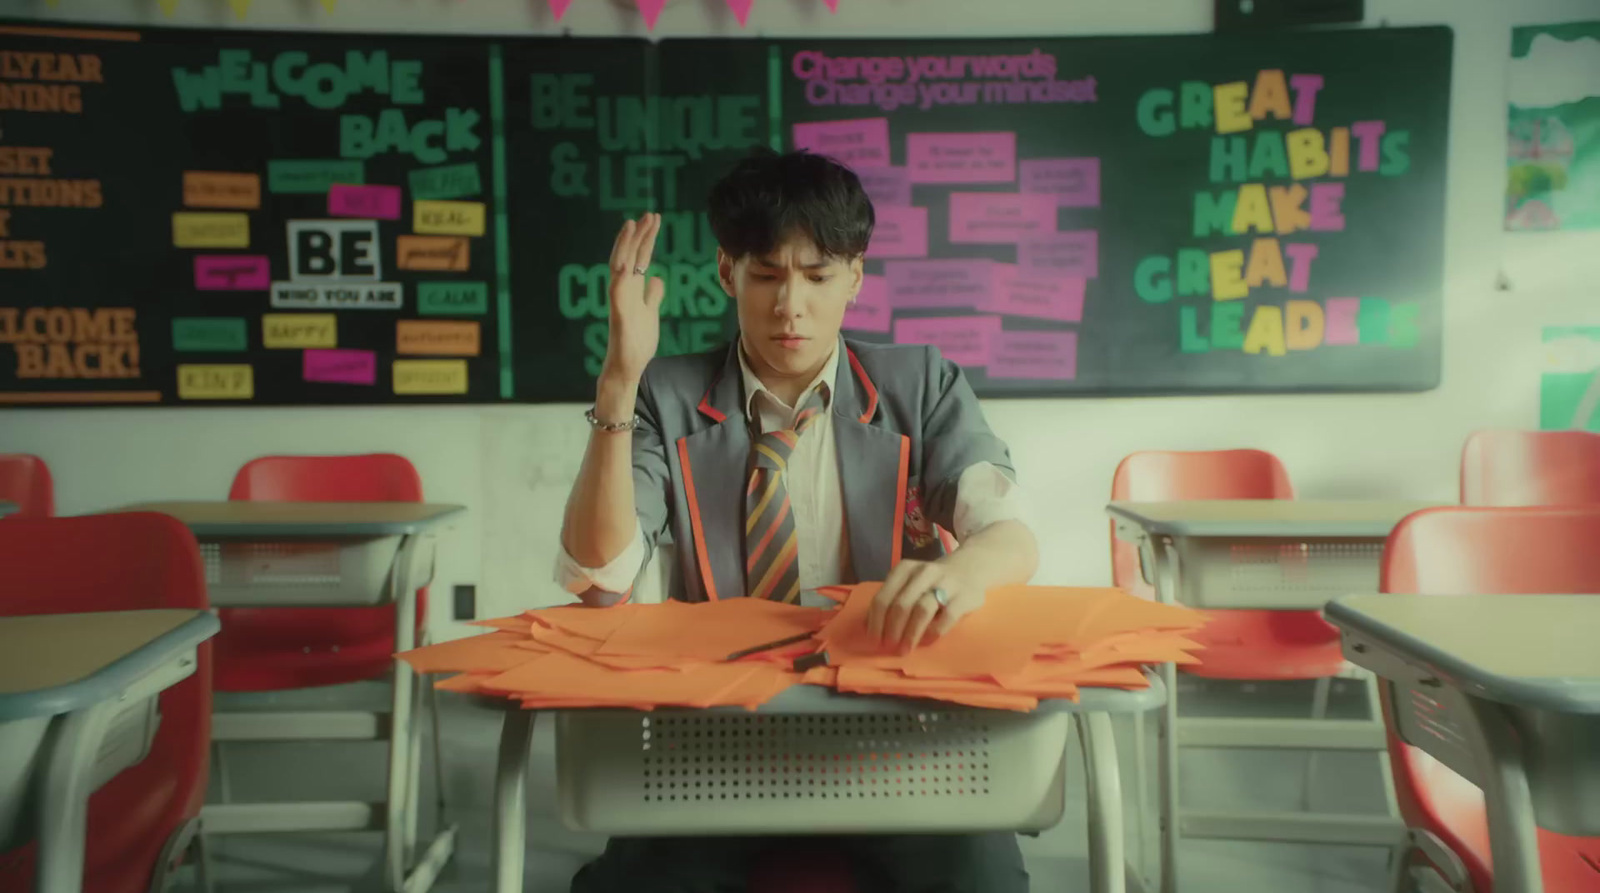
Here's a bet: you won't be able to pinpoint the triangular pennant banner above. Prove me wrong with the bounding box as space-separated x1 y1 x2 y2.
228 0 251 19
159 0 181 13
548 0 573 19
636 0 667 29
319 0 337 12
726 0 753 26
822 0 838 11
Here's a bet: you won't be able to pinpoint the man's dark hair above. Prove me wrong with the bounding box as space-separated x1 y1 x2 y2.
707 149 875 261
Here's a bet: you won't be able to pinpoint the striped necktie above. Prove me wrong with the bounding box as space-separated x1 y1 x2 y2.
744 387 829 603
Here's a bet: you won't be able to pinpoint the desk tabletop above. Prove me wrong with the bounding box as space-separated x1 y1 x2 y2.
472 668 1166 717
0 500 17 518
1327 594 1600 713
0 609 219 720
1107 499 1440 538
104 501 465 537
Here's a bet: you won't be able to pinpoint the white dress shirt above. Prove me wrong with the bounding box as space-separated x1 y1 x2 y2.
556 344 1028 596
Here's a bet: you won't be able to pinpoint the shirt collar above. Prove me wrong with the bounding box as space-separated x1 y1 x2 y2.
736 339 840 421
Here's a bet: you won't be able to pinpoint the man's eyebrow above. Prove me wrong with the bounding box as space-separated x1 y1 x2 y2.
753 256 835 270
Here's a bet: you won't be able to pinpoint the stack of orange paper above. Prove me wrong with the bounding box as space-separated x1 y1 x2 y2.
397 584 1205 712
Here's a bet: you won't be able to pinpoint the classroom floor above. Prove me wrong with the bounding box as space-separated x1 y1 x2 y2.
193 677 1395 893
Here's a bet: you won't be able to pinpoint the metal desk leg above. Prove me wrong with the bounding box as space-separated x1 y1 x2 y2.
1079 711 1127 893
493 709 535 893
385 535 420 893
1153 538 1182 893
36 700 118 893
1468 697 1543 893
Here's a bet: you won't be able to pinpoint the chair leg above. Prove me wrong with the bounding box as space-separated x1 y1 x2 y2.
1303 677 1332 810
190 828 215 893
428 674 449 831
406 660 426 864
212 741 232 804
1132 711 1149 879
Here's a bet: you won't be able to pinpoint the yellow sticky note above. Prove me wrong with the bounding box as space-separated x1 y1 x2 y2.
262 313 337 349
393 359 468 395
177 364 253 400
173 212 250 248
396 320 480 356
413 200 486 237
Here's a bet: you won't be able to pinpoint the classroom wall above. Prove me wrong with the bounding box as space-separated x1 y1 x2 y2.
3 0 1599 638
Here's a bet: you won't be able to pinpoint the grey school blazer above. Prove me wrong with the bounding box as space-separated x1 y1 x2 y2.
619 336 1015 603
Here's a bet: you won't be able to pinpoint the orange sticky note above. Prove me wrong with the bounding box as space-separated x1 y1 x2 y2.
396 320 480 356
397 630 543 674
184 171 262 209
396 235 470 271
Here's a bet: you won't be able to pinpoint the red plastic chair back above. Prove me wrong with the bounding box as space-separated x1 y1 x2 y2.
214 453 427 691
0 513 211 893
0 454 54 518
1381 505 1600 892
1110 450 1344 680
1461 429 1600 507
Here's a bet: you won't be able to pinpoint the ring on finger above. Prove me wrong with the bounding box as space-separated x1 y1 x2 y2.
632 266 646 276
929 587 950 609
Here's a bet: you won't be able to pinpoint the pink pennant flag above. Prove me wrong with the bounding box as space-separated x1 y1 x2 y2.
726 0 754 25
636 0 667 29
548 0 573 19
822 0 839 10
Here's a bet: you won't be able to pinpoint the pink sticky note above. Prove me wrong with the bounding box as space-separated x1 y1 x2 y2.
893 315 1003 368
866 206 929 259
906 132 1016 184
856 166 912 207
304 348 377 385
988 329 1077 380
949 192 1057 244
792 119 890 169
328 184 402 220
989 263 1086 322
194 255 270 290
842 273 891 333
884 259 993 309
1019 230 1098 279
1020 158 1100 208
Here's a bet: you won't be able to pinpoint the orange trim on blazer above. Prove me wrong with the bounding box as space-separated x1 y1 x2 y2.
676 437 720 602
845 347 878 423
890 434 910 566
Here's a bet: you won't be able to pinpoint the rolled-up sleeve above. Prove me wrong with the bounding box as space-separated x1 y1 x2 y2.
951 461 1029 541
551 375 675 599
917 347 1018 535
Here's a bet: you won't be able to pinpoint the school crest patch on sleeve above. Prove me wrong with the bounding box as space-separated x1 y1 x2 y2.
903 485 935 549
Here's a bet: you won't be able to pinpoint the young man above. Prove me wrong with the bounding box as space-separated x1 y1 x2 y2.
556 150 1040 892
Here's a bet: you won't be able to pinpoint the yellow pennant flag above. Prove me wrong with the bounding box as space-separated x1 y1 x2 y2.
319 0 337 11
228 0 251 19
159 0 180 14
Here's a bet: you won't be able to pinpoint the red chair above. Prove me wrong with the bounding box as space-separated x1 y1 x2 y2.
1110 450 1394 859
1461 429 1600 506
0 513 212 893
214 453 427 691
1380 505 1600 892
0 453 54 518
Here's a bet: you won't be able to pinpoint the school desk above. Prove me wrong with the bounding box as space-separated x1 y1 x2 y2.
102 500 465 893
0 500 18 518
1328 593 1600 893
1105 499 1437 893
0 609 218 893
481 675 1167 893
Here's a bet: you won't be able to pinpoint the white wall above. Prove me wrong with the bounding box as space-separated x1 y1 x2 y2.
4 0 1599 639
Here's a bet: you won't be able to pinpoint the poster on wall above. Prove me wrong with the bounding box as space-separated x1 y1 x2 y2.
1539 325 1600 430
1506 22 1600 231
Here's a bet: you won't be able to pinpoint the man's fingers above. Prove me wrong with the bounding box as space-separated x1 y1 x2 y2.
632 212 660 273
882 565 940 646
900 597 942 653
609 218 636 273
644 276 665 310
868 562 915 638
